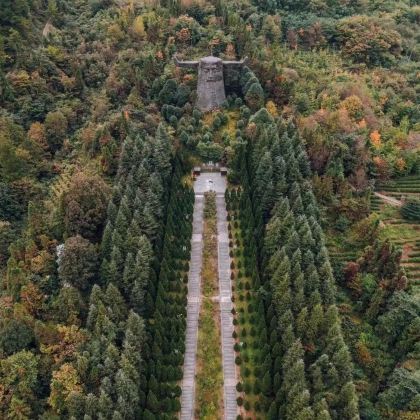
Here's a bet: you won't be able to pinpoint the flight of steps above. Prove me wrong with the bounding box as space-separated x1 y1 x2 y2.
180 195 204 420
180 172 238 420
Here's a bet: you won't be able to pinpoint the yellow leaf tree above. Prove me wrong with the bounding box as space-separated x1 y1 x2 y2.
48 363 83 414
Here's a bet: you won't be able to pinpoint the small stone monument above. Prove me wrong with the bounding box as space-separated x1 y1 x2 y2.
174 55 248 112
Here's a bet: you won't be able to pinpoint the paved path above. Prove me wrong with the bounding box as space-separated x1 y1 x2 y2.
180 172 237 420
180 193 204 420
375 191 402 207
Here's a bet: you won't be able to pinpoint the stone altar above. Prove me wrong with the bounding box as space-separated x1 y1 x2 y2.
174 55 248 112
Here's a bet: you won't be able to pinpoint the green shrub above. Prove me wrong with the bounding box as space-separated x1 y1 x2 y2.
401 199 420 221
0 319 35 356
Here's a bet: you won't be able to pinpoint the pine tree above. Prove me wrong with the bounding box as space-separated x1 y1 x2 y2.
126 219 142 256
103 344 120 377
115 369 139 418
272 272 292 317
314 398 332 420
114 210 129 245
283 357 313 419
122 252 136 297
293 272 305 313
112 411 124 420
122 311 144 371
319 261 336 305
262 371 272 396
105 283 127 324
153 123 172 181
281 324 296 355
296 307 308 342
142 202 160 241
338 382 359 419
307 303 324 344
97 388 113 418
118 136 136 179
146 390 159 413
101 222 114 260
285 231 300 256
310 361 325 398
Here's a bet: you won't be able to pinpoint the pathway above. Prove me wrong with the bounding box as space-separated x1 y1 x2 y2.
180 193 204 420
374 191 402 207
180 172 237 420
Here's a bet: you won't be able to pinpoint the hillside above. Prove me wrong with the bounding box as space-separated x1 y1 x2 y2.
0 0 419 419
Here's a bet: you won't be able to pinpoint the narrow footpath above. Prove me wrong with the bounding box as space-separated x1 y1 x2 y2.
374 191 403 207
180 172 238 420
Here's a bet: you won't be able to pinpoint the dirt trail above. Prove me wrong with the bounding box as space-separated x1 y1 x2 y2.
375 192 402 207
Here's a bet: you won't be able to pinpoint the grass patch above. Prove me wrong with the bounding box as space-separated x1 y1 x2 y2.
380 204 401 220
380 223 420 242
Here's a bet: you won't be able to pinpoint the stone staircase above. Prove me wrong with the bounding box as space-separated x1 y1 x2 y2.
180 195 204 420
180 173 238 420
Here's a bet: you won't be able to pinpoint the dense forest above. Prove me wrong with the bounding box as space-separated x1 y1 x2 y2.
0 0 419 419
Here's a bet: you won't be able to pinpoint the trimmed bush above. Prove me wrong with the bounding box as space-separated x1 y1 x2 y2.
401 199 420 221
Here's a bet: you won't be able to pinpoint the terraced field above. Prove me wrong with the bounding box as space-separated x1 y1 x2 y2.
397 239 420 289
329 176 420 290
327 245 358 265
370 194 383 212
372 175 420 290
377 175 420 200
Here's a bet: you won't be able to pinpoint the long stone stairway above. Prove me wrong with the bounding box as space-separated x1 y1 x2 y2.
180 172 237 420
180 194 204 420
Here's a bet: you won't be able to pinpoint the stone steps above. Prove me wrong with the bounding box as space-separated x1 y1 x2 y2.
180 195 204 420
180 174 238 420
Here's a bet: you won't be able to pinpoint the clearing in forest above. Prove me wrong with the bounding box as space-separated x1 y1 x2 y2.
181 172 239 420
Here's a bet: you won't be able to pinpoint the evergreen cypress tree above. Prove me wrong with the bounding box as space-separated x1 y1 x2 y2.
105 283 127 323
314 399 332 420
338 382 359 419
101 222 114 260
98 388 113 417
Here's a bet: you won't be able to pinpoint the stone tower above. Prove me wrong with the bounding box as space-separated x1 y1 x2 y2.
174 55 248 112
